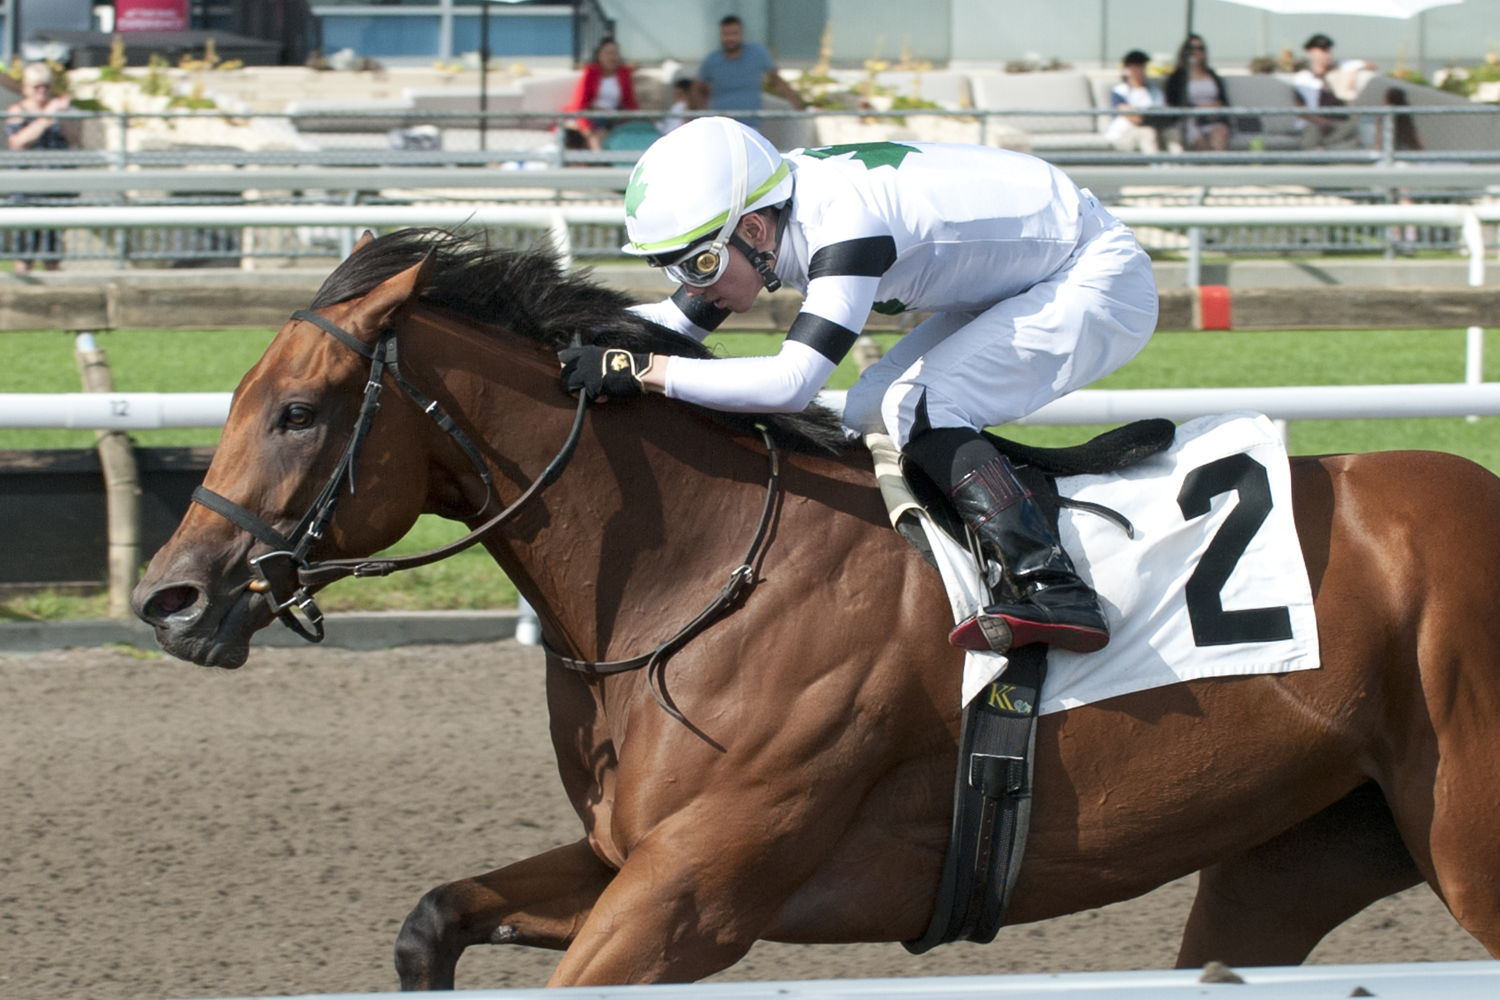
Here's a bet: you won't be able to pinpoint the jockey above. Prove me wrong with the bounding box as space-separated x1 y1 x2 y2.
559 116 1159 655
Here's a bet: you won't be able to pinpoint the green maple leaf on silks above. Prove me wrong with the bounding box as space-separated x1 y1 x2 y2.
802 141 921 170
624 166 647 219
872 298 908 315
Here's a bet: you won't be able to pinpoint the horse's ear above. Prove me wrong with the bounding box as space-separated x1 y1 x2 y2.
350 256 430 335
351 230 377 255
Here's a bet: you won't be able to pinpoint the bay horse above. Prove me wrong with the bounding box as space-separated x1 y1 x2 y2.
133 229 1500 989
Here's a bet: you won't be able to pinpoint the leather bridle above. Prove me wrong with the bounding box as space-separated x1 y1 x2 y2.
192 308 582 642
191 308 782 715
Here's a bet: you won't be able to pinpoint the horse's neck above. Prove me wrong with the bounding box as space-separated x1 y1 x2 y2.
411 311 825 661
524 398 796 662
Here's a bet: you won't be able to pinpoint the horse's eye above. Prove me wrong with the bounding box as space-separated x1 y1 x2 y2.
280 403 316 430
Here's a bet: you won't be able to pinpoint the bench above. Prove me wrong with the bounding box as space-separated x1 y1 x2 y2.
968 70 1112 153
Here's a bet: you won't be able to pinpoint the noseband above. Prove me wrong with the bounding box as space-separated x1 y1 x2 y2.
191 308 782 722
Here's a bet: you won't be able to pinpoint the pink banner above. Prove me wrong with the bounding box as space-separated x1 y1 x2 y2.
115 0 189 33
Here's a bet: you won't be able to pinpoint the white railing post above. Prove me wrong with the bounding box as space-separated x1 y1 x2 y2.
551 209 573 269
1463 209 1486 422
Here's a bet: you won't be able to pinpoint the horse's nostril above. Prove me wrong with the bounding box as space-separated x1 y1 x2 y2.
143 585 202 623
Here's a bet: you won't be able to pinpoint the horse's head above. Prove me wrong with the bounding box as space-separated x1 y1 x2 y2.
133 246 445 667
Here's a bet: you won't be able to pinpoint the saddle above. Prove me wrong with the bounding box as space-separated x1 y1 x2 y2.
896 418 1175 953
896 418 1176 574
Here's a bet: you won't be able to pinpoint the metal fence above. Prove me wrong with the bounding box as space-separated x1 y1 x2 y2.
2 105 1498 267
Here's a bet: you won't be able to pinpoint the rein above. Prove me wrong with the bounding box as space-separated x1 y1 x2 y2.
543 429 780 723
194 308 783 712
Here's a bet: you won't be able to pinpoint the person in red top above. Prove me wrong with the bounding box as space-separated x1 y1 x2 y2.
563 37 639 151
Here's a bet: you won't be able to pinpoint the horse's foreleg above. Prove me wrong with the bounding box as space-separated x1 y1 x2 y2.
394 838 614 991
544 794 871 989
1176 783 1421 968
541 834 768 985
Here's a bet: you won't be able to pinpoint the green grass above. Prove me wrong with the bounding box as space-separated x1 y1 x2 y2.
0 328 274 449
3 324 1498 619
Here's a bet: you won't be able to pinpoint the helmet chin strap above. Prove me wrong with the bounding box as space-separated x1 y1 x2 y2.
730 232 782 293
730 183 793 294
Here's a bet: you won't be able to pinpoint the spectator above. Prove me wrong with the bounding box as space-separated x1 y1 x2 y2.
660 77 693 134
5 62 77 274
1105 49 1168 154
693 14 804 133
1381 86 1423 152
562 37 639 152
1164 34 1230 152
1292 34 1371 150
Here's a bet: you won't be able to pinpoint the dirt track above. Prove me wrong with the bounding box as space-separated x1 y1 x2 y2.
1 640 1488 998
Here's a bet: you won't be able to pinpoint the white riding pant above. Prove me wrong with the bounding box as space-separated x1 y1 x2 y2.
842 220 1158 450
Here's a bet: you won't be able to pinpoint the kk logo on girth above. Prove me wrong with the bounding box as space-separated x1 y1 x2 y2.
987 682 1032 716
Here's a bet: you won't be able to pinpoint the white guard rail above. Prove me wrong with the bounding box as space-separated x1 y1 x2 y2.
4 383 1499 432
146 960 1500 999
0 392 231 430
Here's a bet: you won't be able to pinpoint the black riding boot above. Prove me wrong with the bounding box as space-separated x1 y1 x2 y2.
905 427 1110 654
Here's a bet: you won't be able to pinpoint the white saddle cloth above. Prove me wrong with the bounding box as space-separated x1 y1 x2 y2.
869 411 1321 710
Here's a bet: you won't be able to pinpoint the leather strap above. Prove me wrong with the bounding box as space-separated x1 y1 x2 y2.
905 645 1047 952
544 425 782 725
296 388 587 588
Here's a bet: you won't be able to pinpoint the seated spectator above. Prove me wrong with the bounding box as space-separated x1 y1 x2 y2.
659 77 693 134
1164 34 1230 151
1292 34 1371 150
1380 86 1423 152
1106 49 1168 153
562 37 639 152
5 62 78 273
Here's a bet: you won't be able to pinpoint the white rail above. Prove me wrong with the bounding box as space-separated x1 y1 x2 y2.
0 392 231 430
152 961 1500 999
5 383 1499 432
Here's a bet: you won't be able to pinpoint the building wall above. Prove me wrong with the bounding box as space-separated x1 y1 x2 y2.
606 0 1500 77
291 0 1500 76
951 0 1500 75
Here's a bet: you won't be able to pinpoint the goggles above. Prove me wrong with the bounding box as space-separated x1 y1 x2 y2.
653 239 732 288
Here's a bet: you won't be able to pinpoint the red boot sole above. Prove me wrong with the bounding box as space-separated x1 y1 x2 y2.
949 614 1109 655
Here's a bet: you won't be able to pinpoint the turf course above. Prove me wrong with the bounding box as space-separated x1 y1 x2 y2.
2 324 1497 618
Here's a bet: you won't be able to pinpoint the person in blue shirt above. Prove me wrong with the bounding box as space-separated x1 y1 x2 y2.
692 14 804 132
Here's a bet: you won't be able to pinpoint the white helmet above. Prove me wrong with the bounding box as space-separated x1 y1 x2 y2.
622 116 794 261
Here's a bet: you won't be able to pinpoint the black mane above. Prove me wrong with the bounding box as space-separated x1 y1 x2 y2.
311 228 853 455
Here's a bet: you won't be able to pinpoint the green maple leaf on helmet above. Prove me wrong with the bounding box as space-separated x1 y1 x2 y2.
624 166 647 219
802 141 921 170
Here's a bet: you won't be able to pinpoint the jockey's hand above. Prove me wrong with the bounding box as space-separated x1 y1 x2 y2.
558 345 652 400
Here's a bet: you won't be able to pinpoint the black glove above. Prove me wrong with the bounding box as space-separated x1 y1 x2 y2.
558 345 652 400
